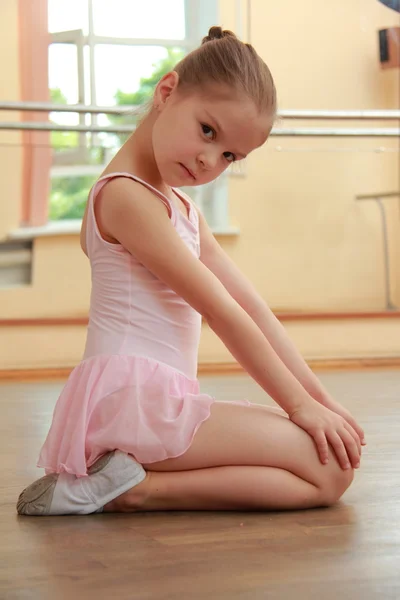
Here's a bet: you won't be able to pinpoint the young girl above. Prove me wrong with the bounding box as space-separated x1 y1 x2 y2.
18 26 365 516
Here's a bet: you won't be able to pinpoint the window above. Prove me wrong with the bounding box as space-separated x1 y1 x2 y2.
47 0 229 230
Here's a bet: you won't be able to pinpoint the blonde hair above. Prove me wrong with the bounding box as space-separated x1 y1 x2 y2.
174 26 277 117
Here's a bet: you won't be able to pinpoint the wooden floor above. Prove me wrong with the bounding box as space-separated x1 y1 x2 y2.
0 370 399 600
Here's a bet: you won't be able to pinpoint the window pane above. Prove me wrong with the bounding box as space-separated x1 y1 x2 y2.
49 174 97 220
84 46 91 106
49 44 79 106
95 45 176 106
48 0 89 34
49 44 80 153
92 0 185 39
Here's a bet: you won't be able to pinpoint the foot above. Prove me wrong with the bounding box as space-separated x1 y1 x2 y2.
103 472 153 513
17 451 146 516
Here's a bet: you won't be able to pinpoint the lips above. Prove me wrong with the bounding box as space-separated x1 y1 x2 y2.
180 163 196 181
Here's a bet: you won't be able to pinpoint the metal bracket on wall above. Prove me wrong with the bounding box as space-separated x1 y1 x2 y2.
356 191 400 310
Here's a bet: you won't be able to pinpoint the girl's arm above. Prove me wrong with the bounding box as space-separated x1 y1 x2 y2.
197 208 365 445
197 208 328 401
99 178 362 467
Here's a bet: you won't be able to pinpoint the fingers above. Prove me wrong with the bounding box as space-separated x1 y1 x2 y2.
328 432 351 469
344 422 361 456
312 427 359 469
354 421 366 446
328 429 361 470
293 406 365 470
314 431 330 465
344 414 366 447
341 428 361 468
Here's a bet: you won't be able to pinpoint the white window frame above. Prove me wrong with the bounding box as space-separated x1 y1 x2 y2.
48 0 233 230
49 28 87 165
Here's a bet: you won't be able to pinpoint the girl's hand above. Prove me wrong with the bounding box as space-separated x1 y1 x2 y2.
320 395 366 447
289 401 362 470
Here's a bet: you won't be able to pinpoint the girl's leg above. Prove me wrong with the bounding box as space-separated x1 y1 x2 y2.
105 465 334 512
104 403 355 512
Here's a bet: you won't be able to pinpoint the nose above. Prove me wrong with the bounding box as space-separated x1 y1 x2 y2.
198 150 219 171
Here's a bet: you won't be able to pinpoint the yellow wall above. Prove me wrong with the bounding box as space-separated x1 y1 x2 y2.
221 0 400 311
1 0 400 370
0 0 22 239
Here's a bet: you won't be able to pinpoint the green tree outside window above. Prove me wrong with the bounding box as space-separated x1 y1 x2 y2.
49 48 184 221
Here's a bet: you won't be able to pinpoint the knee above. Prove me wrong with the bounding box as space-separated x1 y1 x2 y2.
317 465 355 507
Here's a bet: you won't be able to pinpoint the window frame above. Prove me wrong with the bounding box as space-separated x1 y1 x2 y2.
47 0 231 228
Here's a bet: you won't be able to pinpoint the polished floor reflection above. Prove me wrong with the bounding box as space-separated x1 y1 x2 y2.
0 369 399 599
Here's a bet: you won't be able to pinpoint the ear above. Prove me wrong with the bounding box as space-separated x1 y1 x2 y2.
153 71 179 110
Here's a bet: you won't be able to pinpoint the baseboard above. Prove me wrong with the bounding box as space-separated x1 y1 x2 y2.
1 356 400 382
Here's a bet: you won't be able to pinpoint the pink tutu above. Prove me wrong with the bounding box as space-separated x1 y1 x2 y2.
38 354 223 477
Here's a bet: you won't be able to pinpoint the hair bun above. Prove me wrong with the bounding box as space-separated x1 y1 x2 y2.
202 26 237 44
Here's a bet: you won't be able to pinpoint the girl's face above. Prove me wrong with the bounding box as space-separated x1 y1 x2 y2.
152 72 272 188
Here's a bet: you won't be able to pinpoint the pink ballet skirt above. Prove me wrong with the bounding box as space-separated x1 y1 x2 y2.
38 173 249 478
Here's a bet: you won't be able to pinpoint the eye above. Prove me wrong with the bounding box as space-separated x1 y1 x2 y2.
223 151 236 163
201 123 215 139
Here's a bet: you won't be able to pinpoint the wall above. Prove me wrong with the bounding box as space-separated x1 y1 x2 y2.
220 0 400 311
0 0 400 370
0 0 22 239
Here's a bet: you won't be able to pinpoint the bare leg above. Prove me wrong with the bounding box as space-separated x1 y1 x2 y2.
105 403 355 513
104 465 330 512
